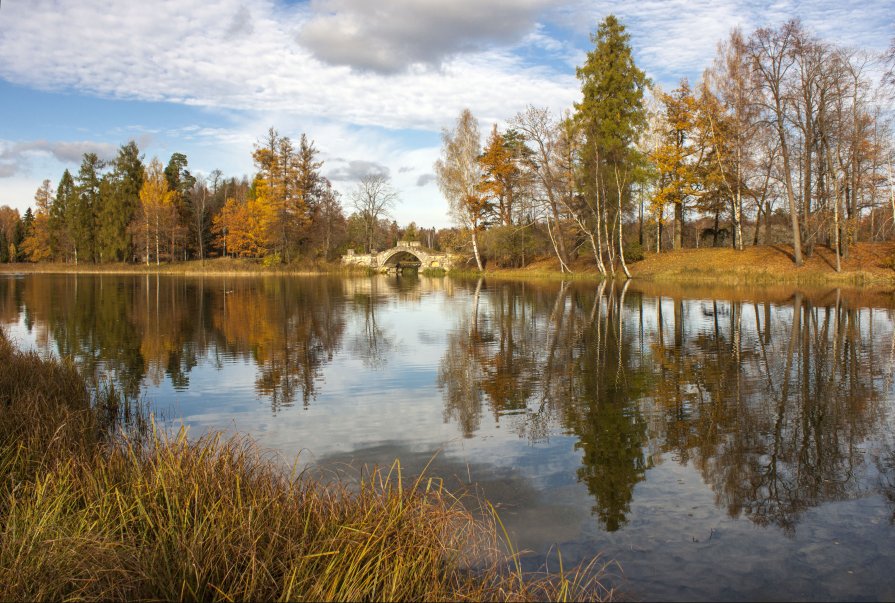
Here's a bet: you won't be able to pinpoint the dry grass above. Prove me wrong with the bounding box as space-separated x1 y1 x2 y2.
466 242 895 289
629 242 895 287
0 333 614 602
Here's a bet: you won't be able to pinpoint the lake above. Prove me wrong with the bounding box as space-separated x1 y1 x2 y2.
2 272 894 601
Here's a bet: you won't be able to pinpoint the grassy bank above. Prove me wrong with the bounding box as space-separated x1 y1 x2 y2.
629 242 895 287
0 333 612 602
465 242 895 288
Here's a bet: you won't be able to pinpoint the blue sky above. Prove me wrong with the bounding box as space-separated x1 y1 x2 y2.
0 0 892 228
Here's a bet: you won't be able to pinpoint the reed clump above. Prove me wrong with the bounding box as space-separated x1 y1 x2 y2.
0 333 613 602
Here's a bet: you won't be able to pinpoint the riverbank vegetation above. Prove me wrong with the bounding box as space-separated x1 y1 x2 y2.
2 17 893 281
0 332 613 601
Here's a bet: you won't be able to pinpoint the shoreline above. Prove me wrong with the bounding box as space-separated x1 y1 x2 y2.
2 242 894 290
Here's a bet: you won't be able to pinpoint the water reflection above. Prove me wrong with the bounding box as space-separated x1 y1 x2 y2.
0 274 347 411
438 279 894 533
1 273 894 540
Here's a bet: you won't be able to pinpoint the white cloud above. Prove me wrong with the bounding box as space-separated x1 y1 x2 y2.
0 0 577 132
557 0 893 88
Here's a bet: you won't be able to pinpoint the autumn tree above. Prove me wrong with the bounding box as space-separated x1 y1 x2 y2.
188 175 211 262
478 125 531 227
651 80 706 250
748 21 804 265
435 108 491 271
511 106 573 272
212 178 274 259
705 28 759 250
313 178 346 260
21 180 54 262
134 158 175 265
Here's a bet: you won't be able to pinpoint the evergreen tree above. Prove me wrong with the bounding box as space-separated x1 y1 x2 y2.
15 209 31 261
74 153 104 263
294 133 323 256
575 15 649 277
51 170 77 261
98 141 144 262
165 152 194 258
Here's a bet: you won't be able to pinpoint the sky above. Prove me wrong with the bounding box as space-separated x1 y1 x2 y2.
0 0 892 228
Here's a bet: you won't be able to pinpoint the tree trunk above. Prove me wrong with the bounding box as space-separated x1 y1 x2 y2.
615 167 631 279
777 117 803 265
471 229 483 271
674 201 683 250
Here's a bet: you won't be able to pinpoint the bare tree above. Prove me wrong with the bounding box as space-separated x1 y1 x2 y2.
512 106 574 272
189 176 210 262
350 173 397 253
748 21 804 265
435 109 489 271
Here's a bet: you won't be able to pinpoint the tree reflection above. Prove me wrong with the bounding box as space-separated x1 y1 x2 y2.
438 279 894 533
438 279 653 530
0 274 347 411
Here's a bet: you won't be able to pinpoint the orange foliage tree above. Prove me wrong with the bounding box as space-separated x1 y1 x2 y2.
21 180 54 262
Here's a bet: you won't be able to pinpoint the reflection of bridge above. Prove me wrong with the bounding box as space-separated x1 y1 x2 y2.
341 241 456 273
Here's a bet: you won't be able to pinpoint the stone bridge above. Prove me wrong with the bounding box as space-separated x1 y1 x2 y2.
341 241 456 273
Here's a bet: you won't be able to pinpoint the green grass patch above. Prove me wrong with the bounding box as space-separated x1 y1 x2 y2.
0 332 615 602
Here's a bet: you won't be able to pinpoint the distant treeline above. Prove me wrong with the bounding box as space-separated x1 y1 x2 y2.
3 132 453 267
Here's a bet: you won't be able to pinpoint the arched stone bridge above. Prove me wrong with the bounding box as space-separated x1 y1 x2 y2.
341 241 456 273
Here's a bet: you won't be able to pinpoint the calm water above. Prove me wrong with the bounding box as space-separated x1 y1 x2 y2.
3 272 895 601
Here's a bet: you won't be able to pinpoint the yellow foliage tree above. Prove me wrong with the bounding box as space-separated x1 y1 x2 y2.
650 80 707 250
134 158 176 265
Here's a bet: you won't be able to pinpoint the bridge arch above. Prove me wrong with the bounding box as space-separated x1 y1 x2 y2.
379 248 427 268
341 243 454 271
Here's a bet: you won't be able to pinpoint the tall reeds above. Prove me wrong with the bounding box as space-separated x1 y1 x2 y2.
0 332 614 602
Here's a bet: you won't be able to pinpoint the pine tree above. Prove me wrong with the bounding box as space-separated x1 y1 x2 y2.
51 170 77 261
575 15 649 277
164 152 194 259
74 153 104 263
98 141 144 262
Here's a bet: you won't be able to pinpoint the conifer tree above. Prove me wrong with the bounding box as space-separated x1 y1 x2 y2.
575 15 648 277
50 170 77 261
97 141 144 262
164 152 194 259
74 153 103 263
